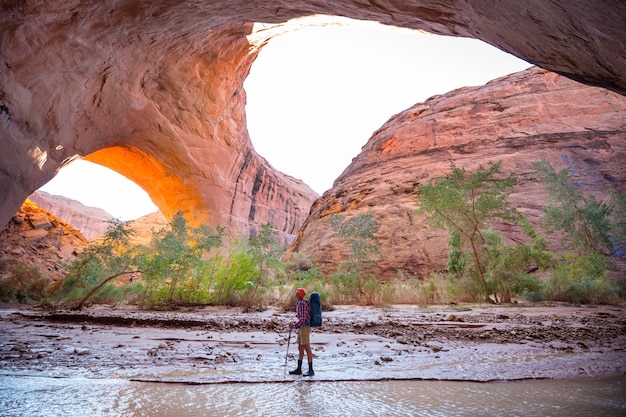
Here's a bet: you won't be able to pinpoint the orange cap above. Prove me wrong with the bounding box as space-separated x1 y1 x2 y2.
296 288 306 298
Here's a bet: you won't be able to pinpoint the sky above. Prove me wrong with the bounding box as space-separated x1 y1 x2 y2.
39 21 532 220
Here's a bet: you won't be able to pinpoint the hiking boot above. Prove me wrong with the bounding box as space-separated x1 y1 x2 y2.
289 359 302 375
303 361 314 377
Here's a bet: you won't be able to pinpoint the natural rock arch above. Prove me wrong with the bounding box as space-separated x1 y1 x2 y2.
1 1 624 238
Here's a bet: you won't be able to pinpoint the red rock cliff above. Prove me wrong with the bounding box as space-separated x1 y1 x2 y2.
0 1 625 241
28 191 114 240
289 67 626 279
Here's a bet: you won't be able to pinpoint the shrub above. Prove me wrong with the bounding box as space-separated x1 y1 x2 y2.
0 263 49 303
135 212 223 308
543 252 619 304
415 161 540 303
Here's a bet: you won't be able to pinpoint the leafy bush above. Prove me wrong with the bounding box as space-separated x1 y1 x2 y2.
0 263 49 303
59 219 136 307
416 161 549 303
210 251 259 306
543 251 619 304
327 213 382 304
135 212 223 308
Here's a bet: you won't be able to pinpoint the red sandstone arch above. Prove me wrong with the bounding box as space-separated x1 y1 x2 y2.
1 1 624 237
85 146 211 225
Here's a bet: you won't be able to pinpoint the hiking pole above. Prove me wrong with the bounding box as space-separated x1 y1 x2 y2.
284 328 292 378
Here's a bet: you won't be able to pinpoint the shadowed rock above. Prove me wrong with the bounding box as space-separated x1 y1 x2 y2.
1 1 625 241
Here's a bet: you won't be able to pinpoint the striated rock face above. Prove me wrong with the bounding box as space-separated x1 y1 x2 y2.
126 211 170 247
1 1 625 242
0 201 88 284
289 67 626 279
28 191 115 240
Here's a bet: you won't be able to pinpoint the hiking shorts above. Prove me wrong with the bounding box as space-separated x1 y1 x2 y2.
297 325 311 345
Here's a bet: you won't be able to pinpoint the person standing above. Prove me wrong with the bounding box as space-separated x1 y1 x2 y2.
289 287 314 376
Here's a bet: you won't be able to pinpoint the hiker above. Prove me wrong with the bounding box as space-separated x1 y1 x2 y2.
289 287 314 376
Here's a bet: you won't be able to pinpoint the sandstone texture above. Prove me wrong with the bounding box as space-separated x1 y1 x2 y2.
28 191 114 240
0 201 88 284
126 211 170 247
28 190 170 246
289 67 626 279
1 0 625 243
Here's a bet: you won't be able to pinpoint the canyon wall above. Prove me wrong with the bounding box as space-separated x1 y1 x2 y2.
1 0 625 242
0 201 88 284
289 67 626 279
28 191 114 240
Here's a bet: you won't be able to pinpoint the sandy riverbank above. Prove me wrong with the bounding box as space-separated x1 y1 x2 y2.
1 303 624 384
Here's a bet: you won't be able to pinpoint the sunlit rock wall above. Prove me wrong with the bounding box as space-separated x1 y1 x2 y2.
290 68 626 279
1 0 624 242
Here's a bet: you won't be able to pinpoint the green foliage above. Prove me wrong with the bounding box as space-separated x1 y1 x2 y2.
328 213 382 304
135 212 223 307
543 251 618 304
59 219 136 304
210 251 257 306
244 224 285 303
531 159 626 304
0 263 49 303
416 161 540 302
205 224 285 308
446 230 468 276
328 213 381 274
482 228 551 303
284 252 324 285
410 272 485 306
328 270 361 304
532 159 618 254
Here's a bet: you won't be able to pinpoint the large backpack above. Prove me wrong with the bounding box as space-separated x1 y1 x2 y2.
308 292 322 327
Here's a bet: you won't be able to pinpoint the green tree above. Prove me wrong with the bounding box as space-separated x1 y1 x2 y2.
134 212 223 307
241 223 285 306
62 219 137 309
328 213 382 302
531 159 624 304
482 224 551 303
532 159 617 254
415 161 538 302
208 225 284 308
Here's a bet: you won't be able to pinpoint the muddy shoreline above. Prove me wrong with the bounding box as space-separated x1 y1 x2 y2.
1 303 625 384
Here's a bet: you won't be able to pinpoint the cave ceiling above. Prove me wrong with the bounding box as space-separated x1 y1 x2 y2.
0 0 624 236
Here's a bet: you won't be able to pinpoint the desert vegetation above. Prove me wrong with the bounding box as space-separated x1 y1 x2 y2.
1 160 624 309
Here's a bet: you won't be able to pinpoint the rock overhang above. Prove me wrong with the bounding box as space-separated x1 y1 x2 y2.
1 0 625 238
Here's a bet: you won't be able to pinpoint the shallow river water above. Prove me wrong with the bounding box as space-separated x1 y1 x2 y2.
2 374 625 417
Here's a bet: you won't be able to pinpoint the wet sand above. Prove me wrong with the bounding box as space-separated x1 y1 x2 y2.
1 303 625 384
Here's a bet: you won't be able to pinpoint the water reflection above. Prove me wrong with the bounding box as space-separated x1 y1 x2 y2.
1 375 624 417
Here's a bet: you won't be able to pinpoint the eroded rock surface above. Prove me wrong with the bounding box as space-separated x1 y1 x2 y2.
290 68 626 279
28 191 114 240
0 201 88 285
1 0 625 241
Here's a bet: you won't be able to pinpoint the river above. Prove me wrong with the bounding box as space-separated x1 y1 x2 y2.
2 374 625 416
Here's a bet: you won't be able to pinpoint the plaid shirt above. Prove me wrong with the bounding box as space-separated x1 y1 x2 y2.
293 298 310 329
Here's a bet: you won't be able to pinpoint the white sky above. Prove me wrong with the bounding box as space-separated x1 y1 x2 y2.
39 22 532 220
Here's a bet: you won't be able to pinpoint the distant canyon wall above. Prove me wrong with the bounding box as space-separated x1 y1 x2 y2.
289 67 626 279
1 0 625 243
28 191 114 240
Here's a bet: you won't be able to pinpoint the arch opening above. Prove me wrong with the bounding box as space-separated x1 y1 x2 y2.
36 21 533 231
244 20 532 195
39 159 158 222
